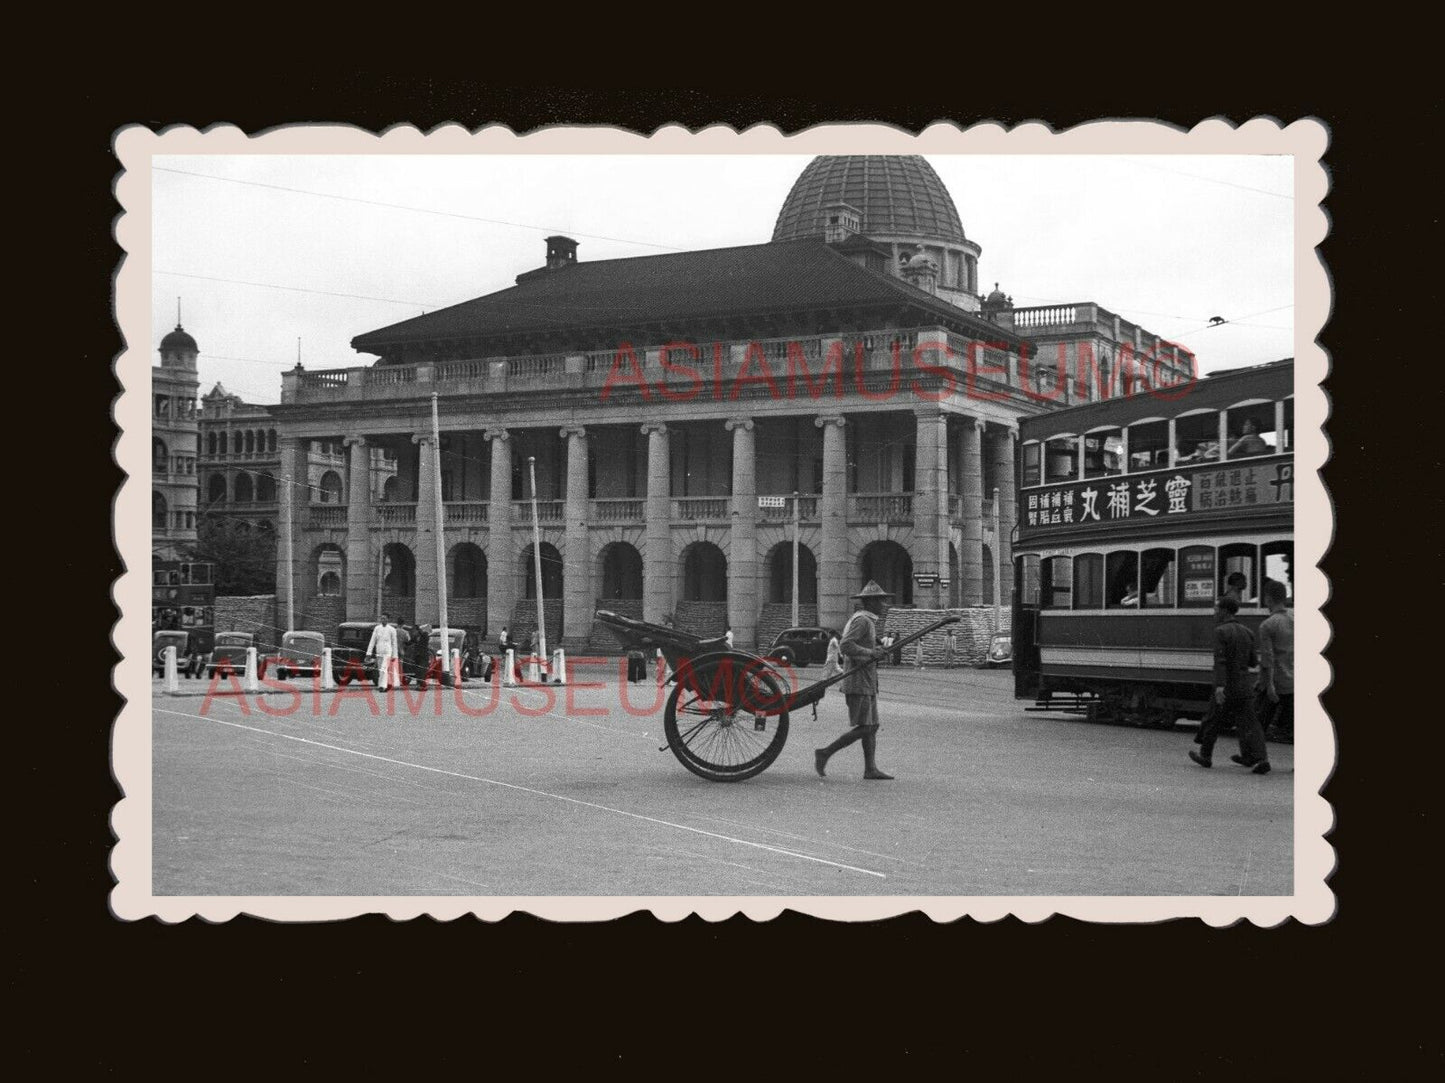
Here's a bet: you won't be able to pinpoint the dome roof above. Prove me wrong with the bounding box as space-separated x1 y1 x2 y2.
772 156 967 246
160 324 197 352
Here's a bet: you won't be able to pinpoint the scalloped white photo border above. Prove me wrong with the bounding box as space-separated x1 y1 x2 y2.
111 119 1333 924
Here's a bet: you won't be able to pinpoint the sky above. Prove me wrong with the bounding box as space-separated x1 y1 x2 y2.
150 154 1294 404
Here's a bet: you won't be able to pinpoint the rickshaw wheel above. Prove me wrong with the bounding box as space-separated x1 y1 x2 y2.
663 653 790 782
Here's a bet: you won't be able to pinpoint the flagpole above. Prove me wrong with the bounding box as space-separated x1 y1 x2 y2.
528 455 548 667
282 473 295 632
432 394 450 680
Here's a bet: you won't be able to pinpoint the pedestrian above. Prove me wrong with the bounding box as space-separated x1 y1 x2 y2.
1193 571 1250 745
1257 579 1294 741
365 612 399 691
1189 595 1270 774
945 627 958 668
814 580 895 781
724 625 734 649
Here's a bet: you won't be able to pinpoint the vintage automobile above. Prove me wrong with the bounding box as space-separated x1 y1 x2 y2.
259 630 326 682
764 626 842 669
984 633 1013 669
332 621 379 685
153 630 203 678
426 627 485 681
206 632 255 679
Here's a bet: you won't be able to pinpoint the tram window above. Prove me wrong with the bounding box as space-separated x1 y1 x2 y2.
1174 412 1220 465
1022 443 1041 488
1261 540 1294 603
1041 556 1072 609
1218 543 1258 604
1105 551 1140 608
1019 554 1041 606
1083 428 1124 478
1073 553 1103 609
1044 437 1078 483
1141 548 1177 607
1128 420 1169 472
1224 402 1276 460
1281 399 1293 453
1178 545 1216 607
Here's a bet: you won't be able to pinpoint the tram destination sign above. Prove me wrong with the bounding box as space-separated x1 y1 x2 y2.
1019 456 1293 538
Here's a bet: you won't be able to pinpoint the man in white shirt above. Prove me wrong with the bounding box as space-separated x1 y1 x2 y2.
365 613 399 691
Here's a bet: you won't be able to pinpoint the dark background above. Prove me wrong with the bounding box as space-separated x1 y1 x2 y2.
36 69 1426 1073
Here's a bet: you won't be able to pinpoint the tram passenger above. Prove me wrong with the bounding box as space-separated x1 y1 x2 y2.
1176 440 1219 464
1228 418 1271 458
814 581 895 781
1189 596 1270 774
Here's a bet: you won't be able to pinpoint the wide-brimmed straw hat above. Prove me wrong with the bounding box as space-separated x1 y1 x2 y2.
851 580 895 600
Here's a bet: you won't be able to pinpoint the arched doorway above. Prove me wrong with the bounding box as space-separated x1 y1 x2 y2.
207 474 227 504
381 543 415 622
520 543 563 599
982 544 994 605
859 540 913 604
449 542 486 598
597 542 643 600
680 541 727 602
766 541 818 603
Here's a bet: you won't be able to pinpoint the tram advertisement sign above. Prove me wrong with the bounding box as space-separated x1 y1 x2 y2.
1020 456 1293 536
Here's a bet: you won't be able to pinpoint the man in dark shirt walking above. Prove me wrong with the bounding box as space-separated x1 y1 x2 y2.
1190 595 1270 773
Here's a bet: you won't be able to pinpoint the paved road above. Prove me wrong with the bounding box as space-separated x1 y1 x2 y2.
151 661 1293 896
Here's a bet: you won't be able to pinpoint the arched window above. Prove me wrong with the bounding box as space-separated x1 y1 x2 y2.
207 474 227 504
1218 543 1258 604
1177 545 1216 607
245 431 255 454
1141 548 1177 607
317 470 343 504
1261 539 1293 602
268 430 277 453
153 438 168 475
234 472 254 504
152 492 167 531
1105 551 1139 608
256 474 276 503
207 432 218 456
1041 555 1071 609
1072 553 1103 609
232 432 243 454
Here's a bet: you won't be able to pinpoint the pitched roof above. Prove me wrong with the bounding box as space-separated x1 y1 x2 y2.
350 239 1015 354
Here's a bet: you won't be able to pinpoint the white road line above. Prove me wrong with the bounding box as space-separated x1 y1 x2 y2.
155 706 887 880
688 813 929 868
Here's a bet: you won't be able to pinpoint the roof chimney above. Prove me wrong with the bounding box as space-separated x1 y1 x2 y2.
545 235 579 270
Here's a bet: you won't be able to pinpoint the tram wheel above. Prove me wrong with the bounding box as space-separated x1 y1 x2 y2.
663 654 790 782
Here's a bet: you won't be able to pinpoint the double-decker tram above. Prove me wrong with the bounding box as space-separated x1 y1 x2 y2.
1012 359 1294 725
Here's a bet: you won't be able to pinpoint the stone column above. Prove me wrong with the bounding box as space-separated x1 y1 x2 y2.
725 418 757 648
484 428 514 640
561 426 591 648
642 423 672 624
343 435 373 620
412 433 438 625
913 408 948 610
960 418 985 606
275 435 308 629
815 414 848 632
987 424 1018 606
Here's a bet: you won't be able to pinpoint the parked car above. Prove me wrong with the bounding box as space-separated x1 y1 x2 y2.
260 630 326 681
206 632 255 679
765 626 841 668
153 630 202 678
426 627 484 681
332 621 379 686
984 633 1013 669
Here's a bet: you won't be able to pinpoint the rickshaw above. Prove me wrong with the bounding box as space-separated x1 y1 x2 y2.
595 609 958 782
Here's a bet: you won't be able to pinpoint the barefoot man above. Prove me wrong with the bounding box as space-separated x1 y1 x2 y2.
815 581 895 781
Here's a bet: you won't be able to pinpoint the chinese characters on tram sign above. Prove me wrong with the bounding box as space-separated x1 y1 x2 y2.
1022 459 1293 532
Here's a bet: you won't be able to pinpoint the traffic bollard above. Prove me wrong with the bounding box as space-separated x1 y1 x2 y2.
321 648 335 690
504 649 517 686
245 647 260 693
164 646 178 694
551 648 567 685
527 656 541 684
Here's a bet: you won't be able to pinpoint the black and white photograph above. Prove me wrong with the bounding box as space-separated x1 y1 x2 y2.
117 122 1330 921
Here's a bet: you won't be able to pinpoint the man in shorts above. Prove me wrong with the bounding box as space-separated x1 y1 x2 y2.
814 580 895 781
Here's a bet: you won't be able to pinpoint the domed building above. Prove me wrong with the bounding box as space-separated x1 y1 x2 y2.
773 155 983 311
258 155 1195 660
